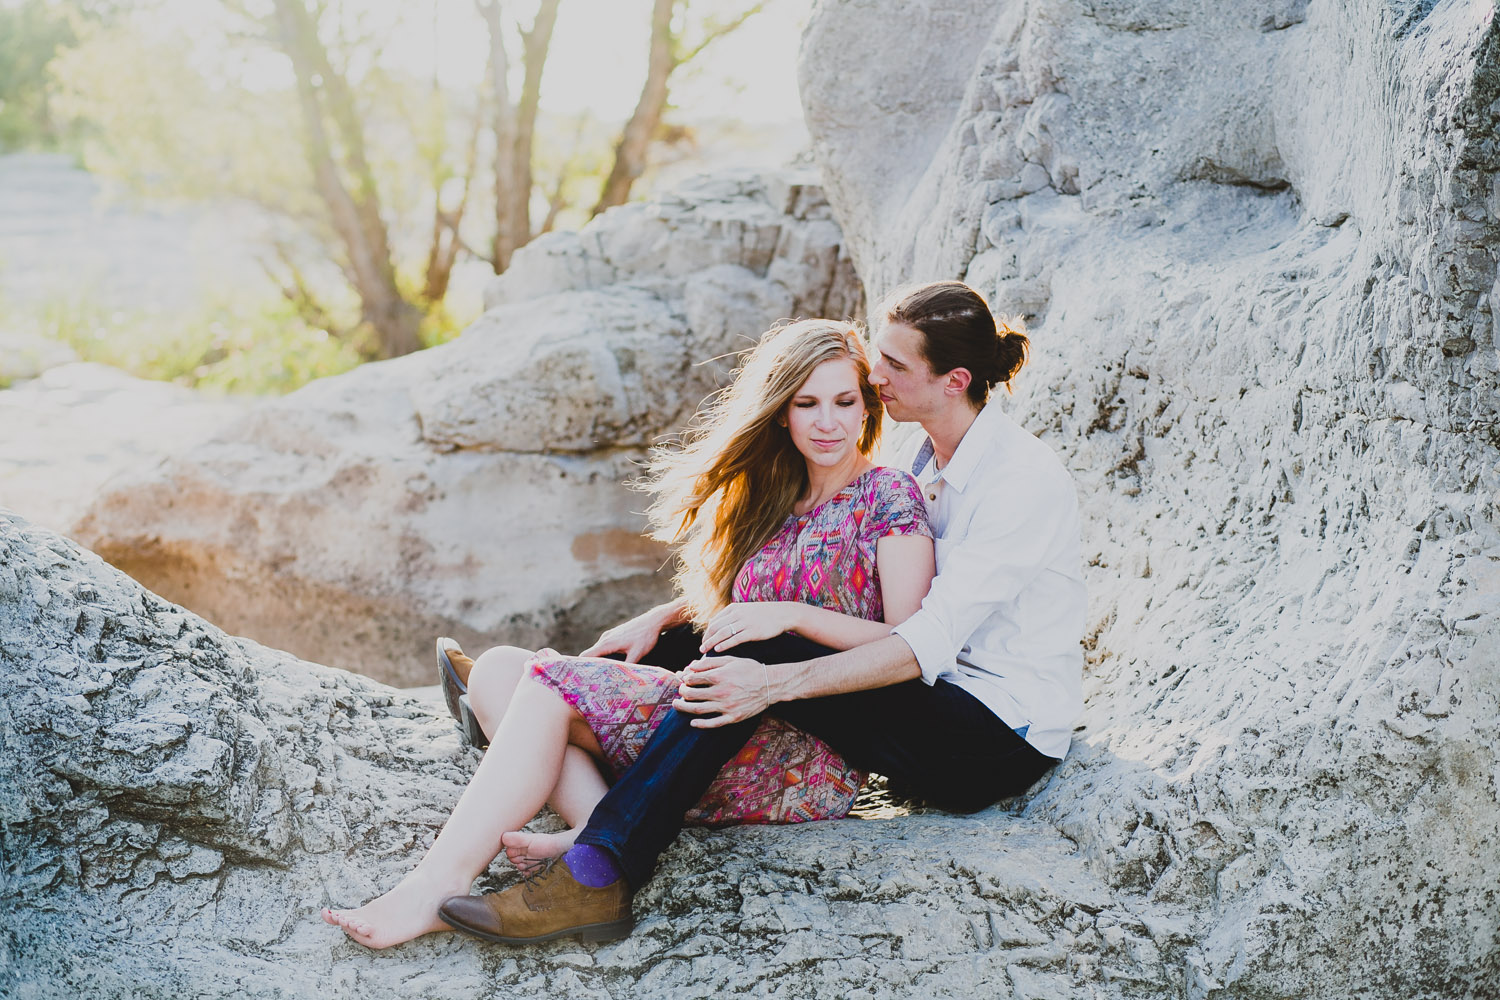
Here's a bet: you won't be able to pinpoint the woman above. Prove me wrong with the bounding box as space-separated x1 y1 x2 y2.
322 319 934 948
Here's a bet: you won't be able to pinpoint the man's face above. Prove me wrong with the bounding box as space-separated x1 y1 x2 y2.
868 321 947 423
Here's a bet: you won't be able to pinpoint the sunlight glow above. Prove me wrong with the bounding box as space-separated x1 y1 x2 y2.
152 0 808 125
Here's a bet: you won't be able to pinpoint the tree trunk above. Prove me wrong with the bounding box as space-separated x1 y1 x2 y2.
591 0 676 217
479 0 562 274
270 0 422 359
422 100 484 304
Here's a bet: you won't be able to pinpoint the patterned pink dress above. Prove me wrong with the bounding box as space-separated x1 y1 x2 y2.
529 466 931 826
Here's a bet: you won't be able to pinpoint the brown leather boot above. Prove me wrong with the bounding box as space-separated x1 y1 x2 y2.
436 638 490 747
438 859 633 944
436 637 474 720
437 637 475 686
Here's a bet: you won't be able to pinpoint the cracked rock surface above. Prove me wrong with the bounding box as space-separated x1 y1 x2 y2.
802 0 1500 996
2 513 1191 998
8 0 1500 996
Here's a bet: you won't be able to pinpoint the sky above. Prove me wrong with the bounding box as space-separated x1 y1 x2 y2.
452 0 810 123
158 0 812 126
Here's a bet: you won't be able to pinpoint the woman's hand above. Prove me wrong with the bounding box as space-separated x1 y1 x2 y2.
579 600 683 662
699 602 802 653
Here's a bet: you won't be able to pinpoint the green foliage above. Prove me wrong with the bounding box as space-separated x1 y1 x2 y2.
0 0 79 151
15 291 363 395
418 298 469 350
49 20 312 207
0 0 128 152
530 109 618 233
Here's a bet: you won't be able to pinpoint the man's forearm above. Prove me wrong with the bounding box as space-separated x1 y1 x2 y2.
768 634 921 703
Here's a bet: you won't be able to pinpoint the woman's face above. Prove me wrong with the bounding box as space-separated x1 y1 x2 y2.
784 357 868 471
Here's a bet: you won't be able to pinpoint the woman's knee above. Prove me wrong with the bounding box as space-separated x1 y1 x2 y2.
469 645 534 696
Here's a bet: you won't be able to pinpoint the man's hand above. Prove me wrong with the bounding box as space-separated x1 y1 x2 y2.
673 655 773 727
699 601 801 653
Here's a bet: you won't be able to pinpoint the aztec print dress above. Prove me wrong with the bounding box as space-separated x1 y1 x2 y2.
528 466 931 826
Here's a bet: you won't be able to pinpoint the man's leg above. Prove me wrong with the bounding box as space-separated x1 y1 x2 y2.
573 631 838 888
434 632 839 944
770 678 1057 812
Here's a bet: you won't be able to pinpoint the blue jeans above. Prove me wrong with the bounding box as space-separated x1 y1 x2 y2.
581 627 1058 888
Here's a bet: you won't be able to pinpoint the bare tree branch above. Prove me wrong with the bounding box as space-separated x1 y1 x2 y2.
674 2 764 66
592 0 763 217
270 0 422 359
479 0 563 273
591 0 674 217
259 239 346 340
423 95 485 302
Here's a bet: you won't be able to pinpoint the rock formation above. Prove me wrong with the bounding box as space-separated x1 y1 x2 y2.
0 363 248 535
799 0 1500 995
1 512 1187 998
7 0 1499 996
73 171 861 687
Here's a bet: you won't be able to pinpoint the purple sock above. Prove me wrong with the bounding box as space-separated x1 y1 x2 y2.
562 844 623 887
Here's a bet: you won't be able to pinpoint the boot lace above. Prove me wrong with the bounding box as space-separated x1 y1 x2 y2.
517 855 559 890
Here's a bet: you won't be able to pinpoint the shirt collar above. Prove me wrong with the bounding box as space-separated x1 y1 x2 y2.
911 403 1003 492
910 437 937 479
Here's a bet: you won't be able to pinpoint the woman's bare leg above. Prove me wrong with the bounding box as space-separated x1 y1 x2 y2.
503 745 606 868
465 645 534 737
322 677 596 949
468 646 611 866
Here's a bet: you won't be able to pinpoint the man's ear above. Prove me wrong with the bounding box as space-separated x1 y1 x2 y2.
945 368 973 397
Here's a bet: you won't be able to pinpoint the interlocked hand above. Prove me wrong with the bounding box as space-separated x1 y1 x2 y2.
673 655 773 727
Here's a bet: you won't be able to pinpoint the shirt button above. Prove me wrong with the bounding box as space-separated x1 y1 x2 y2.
928 493 937 501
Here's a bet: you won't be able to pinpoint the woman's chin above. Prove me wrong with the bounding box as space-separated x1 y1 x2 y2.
800 450 850 468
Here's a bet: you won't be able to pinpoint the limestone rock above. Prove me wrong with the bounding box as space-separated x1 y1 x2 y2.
803 1 1500 996
72 170 862 687
1 512 1188 998
0 363 248 535
0 331 77 385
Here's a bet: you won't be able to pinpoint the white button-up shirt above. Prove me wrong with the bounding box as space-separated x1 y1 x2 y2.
890 402 1086 760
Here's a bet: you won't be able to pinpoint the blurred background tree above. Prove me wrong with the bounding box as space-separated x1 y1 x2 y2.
1 0 803 386
0 0 121 150
593 0 763 216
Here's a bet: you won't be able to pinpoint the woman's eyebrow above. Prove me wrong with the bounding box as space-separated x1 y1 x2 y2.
793 390 860 400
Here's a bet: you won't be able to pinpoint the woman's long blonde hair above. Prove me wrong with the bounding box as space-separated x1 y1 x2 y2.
643 319 883 623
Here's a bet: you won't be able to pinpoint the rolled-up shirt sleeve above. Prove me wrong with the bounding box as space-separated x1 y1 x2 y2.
892 470 1075 685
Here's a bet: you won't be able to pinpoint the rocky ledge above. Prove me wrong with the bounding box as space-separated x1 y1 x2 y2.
1 512 1192 999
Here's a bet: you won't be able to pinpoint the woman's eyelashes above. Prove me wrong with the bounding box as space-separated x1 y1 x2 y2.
792 398 859 408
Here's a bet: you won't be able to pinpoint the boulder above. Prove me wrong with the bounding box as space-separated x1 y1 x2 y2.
0 363 248 535
11 0 1500 995
1 512 1190 998
73 170 862 687
802 0 1500 996
0 331 77 386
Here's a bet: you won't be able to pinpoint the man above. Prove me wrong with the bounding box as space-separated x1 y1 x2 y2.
438 280 1087 943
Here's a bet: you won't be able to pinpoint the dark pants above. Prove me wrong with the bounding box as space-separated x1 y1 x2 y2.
584 625 1058 888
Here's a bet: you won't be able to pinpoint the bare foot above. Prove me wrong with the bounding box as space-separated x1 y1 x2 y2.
502 828 579 870
321 868 470 949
